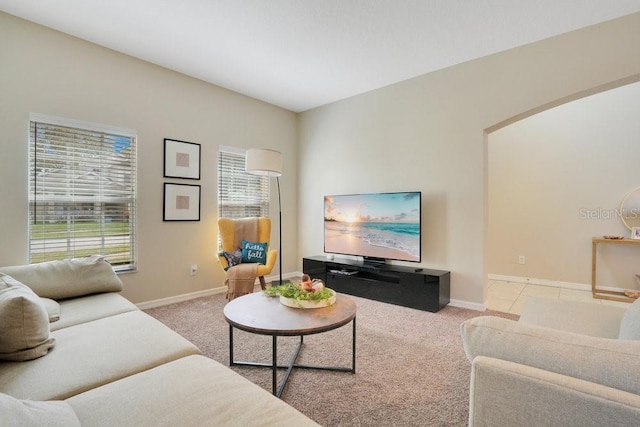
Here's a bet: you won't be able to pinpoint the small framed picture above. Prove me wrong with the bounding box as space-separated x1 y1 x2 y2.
163 183 201 221
632 227 640 240
164 138 201 180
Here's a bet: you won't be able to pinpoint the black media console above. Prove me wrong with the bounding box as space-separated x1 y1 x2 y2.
303 256 450 313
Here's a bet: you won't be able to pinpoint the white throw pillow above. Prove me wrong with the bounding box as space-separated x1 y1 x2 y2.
0 393 80 427
619 297 640 340
41 297 61 323
0 273 55 361
0 255 123 299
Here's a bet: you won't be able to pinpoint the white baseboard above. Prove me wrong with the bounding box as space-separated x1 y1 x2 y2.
448 298 485 312
488 274 591 291
487 274 626 293
136 287 226 310
136 271 303 310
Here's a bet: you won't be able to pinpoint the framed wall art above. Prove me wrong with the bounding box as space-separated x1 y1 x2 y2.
164 138 201 180
163 183 201 221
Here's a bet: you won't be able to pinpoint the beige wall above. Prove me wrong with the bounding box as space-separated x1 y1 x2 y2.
3 11 640 308
298 13 640 308
488 82 640 290
0 13 298 304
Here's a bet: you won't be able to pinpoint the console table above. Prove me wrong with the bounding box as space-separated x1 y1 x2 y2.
591 237 640 302
303 256 450 312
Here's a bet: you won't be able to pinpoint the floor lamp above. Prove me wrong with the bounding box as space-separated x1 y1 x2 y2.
246 148 283 285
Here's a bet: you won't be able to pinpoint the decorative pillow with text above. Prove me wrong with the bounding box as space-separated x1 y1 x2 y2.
241 240 267 265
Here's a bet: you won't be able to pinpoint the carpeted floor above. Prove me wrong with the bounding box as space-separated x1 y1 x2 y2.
145 290 517 426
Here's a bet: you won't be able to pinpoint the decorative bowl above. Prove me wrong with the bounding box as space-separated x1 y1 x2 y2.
279 289 336 309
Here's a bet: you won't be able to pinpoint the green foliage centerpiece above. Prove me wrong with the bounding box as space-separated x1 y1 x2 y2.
263 275 336 309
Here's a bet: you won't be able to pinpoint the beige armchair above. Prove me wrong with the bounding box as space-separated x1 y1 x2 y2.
461 297 640 426
217 217 277 290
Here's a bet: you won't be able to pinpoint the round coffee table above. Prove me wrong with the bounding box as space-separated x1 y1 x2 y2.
223 292 357 398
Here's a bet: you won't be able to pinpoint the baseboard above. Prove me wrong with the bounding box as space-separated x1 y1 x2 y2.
487 273 627 293
488 274 589 291
265 271 301 284
136 287 226 310
137 271 303 310
448 298 485 312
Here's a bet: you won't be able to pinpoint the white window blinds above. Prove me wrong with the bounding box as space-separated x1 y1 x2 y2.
28 115 137 271
218 146 270 219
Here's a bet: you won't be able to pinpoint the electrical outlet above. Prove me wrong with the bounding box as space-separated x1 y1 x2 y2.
518 256 526 265
190 264 197 276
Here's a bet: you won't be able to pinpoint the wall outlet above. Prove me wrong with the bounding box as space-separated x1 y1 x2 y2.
518 256 526 265
190 264 198 276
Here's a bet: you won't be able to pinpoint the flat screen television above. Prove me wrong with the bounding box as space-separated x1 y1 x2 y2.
324 191 421 264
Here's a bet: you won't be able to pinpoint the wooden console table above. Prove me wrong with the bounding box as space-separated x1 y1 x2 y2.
591 237 640 302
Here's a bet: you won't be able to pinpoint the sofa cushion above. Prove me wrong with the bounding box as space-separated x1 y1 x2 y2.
0 256 123 300
67 355 319 427
0 310 199 400
461 315 640 395
51 292 138 332
0 393 80 427
0 274 55 361
619 296 640 340
42 297 61 323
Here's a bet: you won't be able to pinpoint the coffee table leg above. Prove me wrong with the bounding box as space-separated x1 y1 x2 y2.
229 324 235 366
352 317 356 373
272 335 277 395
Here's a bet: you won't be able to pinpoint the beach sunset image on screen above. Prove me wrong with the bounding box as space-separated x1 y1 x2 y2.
324 192 421 262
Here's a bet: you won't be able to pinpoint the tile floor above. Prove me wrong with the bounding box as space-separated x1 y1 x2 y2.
487 279 631 315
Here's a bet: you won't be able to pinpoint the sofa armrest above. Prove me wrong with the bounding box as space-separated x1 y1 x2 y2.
263 248 277 272
461 316 640 395
469 356 640 427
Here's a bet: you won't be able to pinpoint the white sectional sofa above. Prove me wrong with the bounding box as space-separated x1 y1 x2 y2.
461 297 640 426
0 256 318 426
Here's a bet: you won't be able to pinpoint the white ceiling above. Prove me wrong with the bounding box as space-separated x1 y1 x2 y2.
2 1 640 112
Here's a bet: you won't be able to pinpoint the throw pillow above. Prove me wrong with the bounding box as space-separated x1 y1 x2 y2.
241 240 267 265
41 298 61 323
619 297 640 340
220 250 243 271
0 273 55 361
0 255 123 300
0 393 81 427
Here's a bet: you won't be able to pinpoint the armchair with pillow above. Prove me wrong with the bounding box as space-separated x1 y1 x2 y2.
461 297 640 426
218 217 277 300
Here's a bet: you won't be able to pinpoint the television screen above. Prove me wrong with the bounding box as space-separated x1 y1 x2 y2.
324 192 421 263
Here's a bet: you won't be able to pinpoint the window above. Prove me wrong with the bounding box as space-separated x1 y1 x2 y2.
218 146 270 219
28 114 137 271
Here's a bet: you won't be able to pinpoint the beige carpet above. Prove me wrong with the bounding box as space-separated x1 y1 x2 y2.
145 290 517 426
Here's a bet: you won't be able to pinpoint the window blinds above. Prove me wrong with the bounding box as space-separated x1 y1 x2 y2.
29 118 137 271
218 147 270 219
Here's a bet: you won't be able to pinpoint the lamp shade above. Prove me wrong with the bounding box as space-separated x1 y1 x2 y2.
246 148 282 177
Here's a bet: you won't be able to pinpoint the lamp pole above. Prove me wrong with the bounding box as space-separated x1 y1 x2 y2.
277 176 282 285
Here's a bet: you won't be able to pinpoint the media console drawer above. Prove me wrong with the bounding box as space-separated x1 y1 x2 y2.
303 256 450 312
